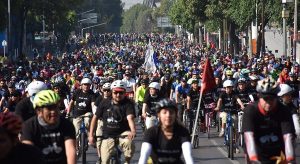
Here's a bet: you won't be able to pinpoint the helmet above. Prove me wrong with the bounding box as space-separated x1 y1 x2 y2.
225 70 233 76
54 76 65 83
155 99 177 113
93 77 100 84
249 75 259 81
111 80 126 91
256 77 279 95
81 78 92 85
149 82 161 90
238 78 246 84
0 112 22 136
289 72 296 77
141 79 149 84
33 90 60 109
277 84 293 96
102 83 111 90
26 81 47 96
223 80 234 87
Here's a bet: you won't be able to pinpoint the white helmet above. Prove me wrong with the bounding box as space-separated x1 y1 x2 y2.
26 81 47 96
111 80 126 90
223 80 234 88
277 84 293 96
249 75 259 81
81 78 92 85
149 82 161 90
102 83 111 90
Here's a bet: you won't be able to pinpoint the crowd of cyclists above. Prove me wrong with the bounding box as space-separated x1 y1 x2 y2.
0 33 299 164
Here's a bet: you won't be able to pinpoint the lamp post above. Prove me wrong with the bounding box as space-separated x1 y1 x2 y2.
282 0 293 57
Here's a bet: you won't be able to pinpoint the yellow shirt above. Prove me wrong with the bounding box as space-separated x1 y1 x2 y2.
135 86 147 103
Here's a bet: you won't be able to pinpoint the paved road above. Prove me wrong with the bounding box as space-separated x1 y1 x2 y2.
79 123 300 164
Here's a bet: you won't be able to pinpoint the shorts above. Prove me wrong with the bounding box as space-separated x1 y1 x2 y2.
72 112 92 136
96 119 103 148
101 131 135 164
219 112 237 128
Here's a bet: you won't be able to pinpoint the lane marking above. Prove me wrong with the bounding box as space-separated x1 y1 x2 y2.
210 139 240 164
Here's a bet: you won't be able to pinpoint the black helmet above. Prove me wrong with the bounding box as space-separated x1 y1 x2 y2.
155 99 177 113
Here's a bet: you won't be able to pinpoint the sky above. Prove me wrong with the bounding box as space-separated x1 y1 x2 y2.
122 0 144 10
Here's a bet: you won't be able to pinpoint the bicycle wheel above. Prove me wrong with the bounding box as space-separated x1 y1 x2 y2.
193 134 198 149
229 126 234 160
207 113 211 139
80 132 87 164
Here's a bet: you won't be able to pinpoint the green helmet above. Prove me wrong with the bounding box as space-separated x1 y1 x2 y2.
33 90 60 109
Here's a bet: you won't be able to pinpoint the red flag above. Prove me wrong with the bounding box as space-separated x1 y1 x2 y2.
201 58 216 94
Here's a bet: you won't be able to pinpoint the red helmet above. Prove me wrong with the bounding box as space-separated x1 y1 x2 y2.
0 112 22 136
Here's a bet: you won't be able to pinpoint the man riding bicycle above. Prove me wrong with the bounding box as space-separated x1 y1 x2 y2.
243 77 295 163
67 78 96 152
21 90 76 164
89 80 136 164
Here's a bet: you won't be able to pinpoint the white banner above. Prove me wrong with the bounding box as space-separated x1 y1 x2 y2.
144 42 157 74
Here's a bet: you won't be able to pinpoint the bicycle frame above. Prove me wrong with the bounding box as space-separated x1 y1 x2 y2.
224 111 234 160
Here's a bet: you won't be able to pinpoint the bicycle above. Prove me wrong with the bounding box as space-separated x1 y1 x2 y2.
68 114 91 164
223 109 236 160
189 109 201 149
204 103 216 139
97 135 128 164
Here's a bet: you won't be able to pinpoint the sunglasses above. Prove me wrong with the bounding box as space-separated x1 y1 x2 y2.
103 89 111 92
113 91 125 95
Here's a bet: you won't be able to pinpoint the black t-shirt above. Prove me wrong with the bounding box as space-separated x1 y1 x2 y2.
95 98 135 137
187 88 201 109
72 89 95 117
15 97 35 121
94 95 104 107
219 92 238 112
0 143 45 164
236 89 251 106
143 124 190 164
143 95 162 115
21 116 76 164
242 102 293 161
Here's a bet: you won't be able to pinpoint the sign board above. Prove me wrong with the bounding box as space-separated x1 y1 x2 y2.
157 17 173 28
81 13 98 24
2 40 7 47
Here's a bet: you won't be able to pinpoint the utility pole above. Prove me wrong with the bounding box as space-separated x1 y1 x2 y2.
293 0 298 62
8 0 11 59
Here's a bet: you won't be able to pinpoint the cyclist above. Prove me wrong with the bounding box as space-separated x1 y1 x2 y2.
277 84 300 137
214 80 245 137
67 77 95 136
186 79 203 133
15 80 48 121
175 77 190 121
21 90 76 164
0 112 45 164
135 79 148 123
236 78 254 106
142 82 163 129
93 82 112 162
122 70 136 100
243 77 295 163
138 99 194 164
88 80 136 164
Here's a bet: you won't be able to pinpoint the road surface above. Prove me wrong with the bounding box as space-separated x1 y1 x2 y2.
79 123 300 164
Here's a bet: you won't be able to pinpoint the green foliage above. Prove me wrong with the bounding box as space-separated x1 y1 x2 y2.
120 4 151 33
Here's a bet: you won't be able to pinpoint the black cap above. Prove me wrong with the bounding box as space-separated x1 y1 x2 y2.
181 77 187 82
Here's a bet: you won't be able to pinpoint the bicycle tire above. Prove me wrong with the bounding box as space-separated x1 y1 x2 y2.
229 126 234 160
207 114 211 139
193 134 198 149
80 132 87 164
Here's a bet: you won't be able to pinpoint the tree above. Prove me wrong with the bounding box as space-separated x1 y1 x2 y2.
120 4 151 33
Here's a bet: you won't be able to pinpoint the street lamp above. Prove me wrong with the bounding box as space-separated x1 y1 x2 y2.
282 0 293 58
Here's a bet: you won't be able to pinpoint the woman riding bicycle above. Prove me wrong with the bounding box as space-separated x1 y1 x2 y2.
138 98 194 164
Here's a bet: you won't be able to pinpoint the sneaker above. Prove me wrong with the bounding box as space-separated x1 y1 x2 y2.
219 131 224 137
